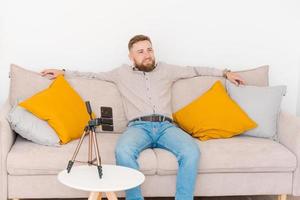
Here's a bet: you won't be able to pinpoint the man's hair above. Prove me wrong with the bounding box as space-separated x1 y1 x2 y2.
128 34 152 50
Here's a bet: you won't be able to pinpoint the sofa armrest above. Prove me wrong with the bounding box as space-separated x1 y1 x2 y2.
0 99 15 200
278 111 300 196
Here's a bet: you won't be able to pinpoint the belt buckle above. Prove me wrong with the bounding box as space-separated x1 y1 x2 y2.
157 115 162 122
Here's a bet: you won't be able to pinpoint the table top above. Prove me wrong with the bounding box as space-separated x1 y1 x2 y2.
57 164 145 192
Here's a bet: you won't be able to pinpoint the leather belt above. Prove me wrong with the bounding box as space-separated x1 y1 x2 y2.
129 115 173 124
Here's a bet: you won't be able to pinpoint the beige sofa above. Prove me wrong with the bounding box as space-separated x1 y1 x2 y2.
1 65 300 200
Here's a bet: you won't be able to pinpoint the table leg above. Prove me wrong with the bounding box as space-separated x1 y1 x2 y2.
97 192 102 200
88 192 102 200
106 192 118 200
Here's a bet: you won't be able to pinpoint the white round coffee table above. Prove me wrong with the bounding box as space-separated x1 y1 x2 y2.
58 164 145 200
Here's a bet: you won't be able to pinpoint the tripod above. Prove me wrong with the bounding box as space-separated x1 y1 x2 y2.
66 101 103 179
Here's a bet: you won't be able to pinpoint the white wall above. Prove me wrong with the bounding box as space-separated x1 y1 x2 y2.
298 66 300 116
1 0 300 114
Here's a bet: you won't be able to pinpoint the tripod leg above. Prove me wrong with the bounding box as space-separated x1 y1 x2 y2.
67 128 89 173
88 130 93 165
92 130 102 178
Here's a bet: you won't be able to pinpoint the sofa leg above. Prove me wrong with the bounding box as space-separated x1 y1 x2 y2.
278 194 287 200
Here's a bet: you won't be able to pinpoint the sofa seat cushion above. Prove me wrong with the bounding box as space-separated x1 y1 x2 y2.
8 135 297 177
155 136 297 175
7 134 157 175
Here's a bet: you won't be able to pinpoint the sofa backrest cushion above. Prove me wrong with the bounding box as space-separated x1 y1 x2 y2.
9 64 127 133
10 64 269 133
234 65 269 86
9 64 52 104
172 65 269 112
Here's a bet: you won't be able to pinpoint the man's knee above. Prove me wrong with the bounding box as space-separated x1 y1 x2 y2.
181 143 201 162
115 143 137 160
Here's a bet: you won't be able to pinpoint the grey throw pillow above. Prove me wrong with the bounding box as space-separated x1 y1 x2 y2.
6 104 61 146
226 81 286 140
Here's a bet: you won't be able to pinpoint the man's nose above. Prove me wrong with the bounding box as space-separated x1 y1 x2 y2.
144 52 151 58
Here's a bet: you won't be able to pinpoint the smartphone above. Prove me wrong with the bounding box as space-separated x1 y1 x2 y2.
100 107 113 131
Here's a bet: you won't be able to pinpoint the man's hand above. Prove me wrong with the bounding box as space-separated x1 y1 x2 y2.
226 72 245 86
40 69 64 80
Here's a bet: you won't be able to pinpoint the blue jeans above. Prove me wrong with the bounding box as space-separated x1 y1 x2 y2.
115 121 201 200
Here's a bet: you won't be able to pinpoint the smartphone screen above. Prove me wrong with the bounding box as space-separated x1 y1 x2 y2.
100 107 113 131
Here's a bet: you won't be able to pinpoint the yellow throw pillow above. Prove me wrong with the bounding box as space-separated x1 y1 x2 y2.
173 81 257 141
19 75 91 144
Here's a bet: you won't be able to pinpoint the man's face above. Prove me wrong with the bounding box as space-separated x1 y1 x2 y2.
129 40 156 72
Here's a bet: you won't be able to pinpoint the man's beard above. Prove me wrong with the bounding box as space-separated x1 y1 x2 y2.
134 59 156 72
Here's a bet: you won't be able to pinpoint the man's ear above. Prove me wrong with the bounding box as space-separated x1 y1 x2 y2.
128 52 133 62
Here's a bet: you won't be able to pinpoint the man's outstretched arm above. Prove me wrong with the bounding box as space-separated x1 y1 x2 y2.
40 68 117 83
193 66 245 85
170 64 245 85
